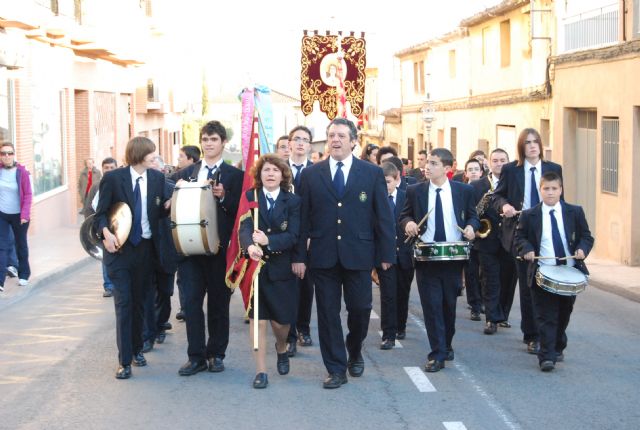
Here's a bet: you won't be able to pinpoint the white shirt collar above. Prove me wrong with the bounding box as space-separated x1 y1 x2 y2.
329 154 353 170
542 201 562 214
390 188 397 198
202 159 223 171
524 159 542 171
129 166 147 182
289 158 308 167
263 187 281 202
429 178 451 193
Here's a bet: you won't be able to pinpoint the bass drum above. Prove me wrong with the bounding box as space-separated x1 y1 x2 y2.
170 182 220 256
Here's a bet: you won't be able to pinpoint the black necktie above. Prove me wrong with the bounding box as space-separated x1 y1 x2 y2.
130 176 142 246
207 165 217 181
434 188 446 242
549 209 566 265
530 167 539 207
266 194 275 218
333 161 345 197
293 164 303 188
388 194 395 214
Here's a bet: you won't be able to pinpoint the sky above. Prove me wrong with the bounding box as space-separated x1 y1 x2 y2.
155 0 501 110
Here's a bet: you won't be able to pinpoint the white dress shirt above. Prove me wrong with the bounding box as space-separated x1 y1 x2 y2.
130 167 151 239
329 154 353 185
262 187 280 210
420 180 462 243
539 202 574 267
197 159 223 184
389 187 397 206
523 159 542 210
289 158 309 180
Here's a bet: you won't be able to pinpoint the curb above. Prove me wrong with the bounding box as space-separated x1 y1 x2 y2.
0 257 94 311
589 279 640 304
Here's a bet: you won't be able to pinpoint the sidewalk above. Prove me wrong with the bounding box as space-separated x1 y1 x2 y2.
1 224 639 308
0 224 93 310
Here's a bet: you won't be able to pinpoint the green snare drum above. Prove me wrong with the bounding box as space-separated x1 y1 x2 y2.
413 241 471 262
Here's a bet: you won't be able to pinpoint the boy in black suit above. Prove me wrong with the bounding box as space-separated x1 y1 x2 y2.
515 172 594 371
400 148 479 373
96 137 172 379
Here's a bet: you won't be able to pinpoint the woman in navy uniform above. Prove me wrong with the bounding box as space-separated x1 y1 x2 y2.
241 154 301 389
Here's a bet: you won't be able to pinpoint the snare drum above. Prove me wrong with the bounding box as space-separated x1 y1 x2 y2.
413 241 471 262
170 182 220 256
535 264 588 296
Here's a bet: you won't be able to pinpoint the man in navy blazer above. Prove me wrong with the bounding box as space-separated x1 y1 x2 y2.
492 128 563 354
293 118 395 389
286 125 315 354
96 136 172 379
400 148 479 372
172 121 243 376
515 171 593 371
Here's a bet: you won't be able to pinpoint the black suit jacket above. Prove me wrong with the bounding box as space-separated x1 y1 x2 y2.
492 160 563 253
399 180 481 240
172 160 243 249
394 188 414 269
408 168 426 182
398 175 417 191
515 201 594 287
95 167 171 269
470 176 502 253
240 188 300 281
295 157 395 270
290 159 313 195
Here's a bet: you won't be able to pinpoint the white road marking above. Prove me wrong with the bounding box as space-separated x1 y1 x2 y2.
404 366 437 392
370 310 379 319
377 331 403 348
443 422 467 430
408 311 521 430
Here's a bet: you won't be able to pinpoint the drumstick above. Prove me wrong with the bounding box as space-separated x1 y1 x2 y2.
404 208 434 243
500 210 522 217
517 255 577 261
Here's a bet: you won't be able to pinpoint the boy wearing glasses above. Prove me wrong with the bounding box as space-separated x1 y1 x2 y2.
0 143 32 291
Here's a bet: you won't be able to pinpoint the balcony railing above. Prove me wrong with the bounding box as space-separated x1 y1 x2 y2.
563 3 619 52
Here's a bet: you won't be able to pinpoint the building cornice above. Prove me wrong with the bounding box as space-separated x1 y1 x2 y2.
550 40 640 67
395 28 469 58
460 0 529 27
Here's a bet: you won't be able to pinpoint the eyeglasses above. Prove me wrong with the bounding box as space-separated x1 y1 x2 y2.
292 137 310 144
0 151 15 156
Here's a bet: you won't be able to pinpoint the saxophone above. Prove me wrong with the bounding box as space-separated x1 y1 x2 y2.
476 175 495 239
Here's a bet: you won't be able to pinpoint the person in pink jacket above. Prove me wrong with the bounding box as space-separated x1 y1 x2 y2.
0 142 32 291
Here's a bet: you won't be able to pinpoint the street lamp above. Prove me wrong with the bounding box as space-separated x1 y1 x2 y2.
421 73 435 151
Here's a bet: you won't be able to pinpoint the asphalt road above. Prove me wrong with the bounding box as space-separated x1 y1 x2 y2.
0 261 638 430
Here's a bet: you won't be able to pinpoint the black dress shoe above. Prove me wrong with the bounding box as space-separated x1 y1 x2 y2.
484 322 497 335
175 310 185 321
347 353 365 377
527 341 540 355
539 360 555 372
156 331 166 344
161 322 172 331
208 356 225 372
298 333 313 347
425 359 445 373
132 352 147 367
470 311 481 321
445 350 455 361
276 347 290 375
253 372 268 389
178 360 207 376
396 330 406 340
498 321 511 328
286 342 297 357
141 339 154 353
323 373 348 389
380 339 395 350
115 365 132 379
556 353 564 362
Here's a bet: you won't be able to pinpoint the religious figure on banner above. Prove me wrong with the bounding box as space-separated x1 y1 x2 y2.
320 54 347 87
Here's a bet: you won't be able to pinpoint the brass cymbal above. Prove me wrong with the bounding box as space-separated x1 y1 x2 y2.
108 202 132 247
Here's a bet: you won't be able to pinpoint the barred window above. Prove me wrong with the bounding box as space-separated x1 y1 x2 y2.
601 117 619 194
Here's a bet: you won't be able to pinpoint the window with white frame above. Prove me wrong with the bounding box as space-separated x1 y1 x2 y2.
0 69 14 147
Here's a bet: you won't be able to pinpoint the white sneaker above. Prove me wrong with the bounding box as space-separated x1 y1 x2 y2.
6 266 18 278
18 279 29 286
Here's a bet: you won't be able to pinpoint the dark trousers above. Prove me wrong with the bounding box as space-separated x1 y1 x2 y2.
395 266 415 332
465 250 482 313
517 259 539 342
143 270 175 342
531 284 575 363
176 269 185 311
499 255 517 321
180 252 232 362
288 273 314 342
478 248 509 323
415 261 462 361
108 239 154 366
311 264 372 375
0 211 30 284
377 265 397 341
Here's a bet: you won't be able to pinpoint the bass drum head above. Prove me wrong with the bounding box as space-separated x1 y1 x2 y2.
200 187 220 254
